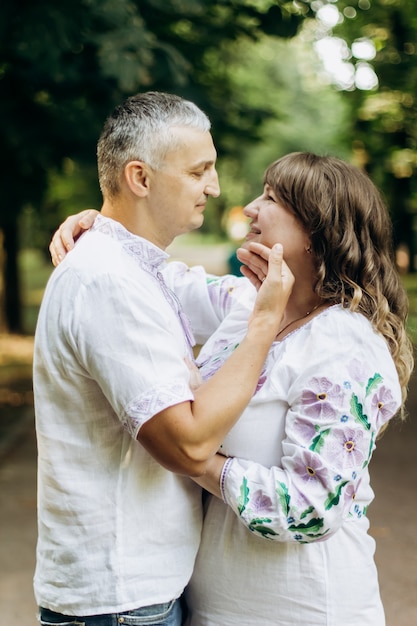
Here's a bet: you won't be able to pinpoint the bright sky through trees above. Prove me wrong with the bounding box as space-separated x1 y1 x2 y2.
314 1 378 90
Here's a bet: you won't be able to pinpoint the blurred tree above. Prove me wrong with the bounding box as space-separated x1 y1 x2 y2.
320 0 417 270
211 30 351 219
0 0 314 332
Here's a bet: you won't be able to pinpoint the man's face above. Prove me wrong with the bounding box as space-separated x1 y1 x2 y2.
146 127 220 247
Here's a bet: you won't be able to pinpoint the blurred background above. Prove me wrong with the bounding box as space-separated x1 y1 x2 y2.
1 1 417 624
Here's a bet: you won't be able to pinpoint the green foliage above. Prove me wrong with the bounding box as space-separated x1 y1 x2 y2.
324 0 417 267
401 273 417 343
210 32 351 215
0 0 315 330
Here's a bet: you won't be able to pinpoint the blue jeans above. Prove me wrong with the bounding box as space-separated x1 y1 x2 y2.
38 599 182 626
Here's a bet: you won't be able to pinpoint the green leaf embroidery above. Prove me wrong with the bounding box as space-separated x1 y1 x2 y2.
297 529 330 543
248 522 279 538
363 431 375 467
366 373 383 396
288 517 324 534
310 428 331 452
350 393 371 430
276 481 290 516
300 505 315 520
250 517 273 525
324 480 349 510
206 276 222 285
238 477 250 515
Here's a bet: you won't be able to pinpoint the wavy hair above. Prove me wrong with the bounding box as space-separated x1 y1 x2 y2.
264 152 414 420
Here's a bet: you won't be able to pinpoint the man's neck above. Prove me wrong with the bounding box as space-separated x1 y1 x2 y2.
100 199 172 251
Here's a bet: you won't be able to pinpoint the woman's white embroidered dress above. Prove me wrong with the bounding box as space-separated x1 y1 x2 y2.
164 262 401 626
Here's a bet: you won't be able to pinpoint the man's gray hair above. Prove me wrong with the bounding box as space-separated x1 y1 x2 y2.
97 91 211 198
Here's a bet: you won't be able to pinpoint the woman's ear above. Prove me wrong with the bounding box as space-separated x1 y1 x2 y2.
124 161 151 197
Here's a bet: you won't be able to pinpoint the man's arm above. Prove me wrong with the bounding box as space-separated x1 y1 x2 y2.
138 243 293 476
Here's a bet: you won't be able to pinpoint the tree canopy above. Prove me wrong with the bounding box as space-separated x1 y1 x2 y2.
2 0 417 332
321 0 417 268
0 0 313 332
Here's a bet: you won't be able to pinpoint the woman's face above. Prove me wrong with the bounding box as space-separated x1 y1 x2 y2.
243 183 310 263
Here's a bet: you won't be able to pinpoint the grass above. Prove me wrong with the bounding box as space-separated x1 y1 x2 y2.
19 248 54 335
401 274 417 344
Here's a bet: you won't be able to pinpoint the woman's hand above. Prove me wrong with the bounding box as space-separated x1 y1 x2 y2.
191 453 228 499
184 357 203 392
49 209 99 266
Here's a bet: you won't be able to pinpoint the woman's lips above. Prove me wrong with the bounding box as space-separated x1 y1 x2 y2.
245 225 261 240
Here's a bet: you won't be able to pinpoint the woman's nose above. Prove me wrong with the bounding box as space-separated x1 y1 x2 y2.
243 200 260 219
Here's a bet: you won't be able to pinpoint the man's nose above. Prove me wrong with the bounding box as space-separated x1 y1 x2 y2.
205 169 220 198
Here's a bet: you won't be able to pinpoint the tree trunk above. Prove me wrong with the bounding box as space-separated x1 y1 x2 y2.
390 176 415 273
0 214 22 333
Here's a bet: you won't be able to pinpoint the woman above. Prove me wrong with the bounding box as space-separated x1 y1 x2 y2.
51 153 413 625
167 152 413 625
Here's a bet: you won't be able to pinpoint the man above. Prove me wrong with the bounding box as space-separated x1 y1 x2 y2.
34 91 293 626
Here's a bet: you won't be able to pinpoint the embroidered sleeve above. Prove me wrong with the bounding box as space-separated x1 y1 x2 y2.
222 356 401 543
162 262 245 343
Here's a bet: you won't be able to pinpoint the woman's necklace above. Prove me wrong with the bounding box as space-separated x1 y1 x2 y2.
275 302 323 340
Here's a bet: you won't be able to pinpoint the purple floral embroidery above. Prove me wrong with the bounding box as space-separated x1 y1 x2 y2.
301 377 344 420
198 339 231 380
255 371 267 394
199 339 266 395
347 358 368 384
322 427 367 469
292 450 328 486
250 490 274 514
292 418 317 444
207 276 238 313
370 386 398 428
343 482 357 512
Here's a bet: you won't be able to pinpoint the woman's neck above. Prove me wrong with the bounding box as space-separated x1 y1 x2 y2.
276 293 326 340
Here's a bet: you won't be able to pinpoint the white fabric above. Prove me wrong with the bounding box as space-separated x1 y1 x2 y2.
170 270 400 626
33 216 202 616
162 261 244 345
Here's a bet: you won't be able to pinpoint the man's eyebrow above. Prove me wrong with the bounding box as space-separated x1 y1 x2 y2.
190 159 216 169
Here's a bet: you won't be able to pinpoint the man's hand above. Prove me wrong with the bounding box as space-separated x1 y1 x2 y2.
249 242 294 325
49 209 99 266
239 242 294 342
184 357 203 392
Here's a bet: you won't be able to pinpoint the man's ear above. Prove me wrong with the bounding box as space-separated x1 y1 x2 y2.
124 161 151 197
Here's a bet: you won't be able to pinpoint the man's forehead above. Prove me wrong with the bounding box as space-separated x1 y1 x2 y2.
164 128 217 166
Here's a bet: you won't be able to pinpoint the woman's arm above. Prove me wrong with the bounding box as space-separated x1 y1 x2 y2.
49 209 99 265
191 453 227 498
198 316 402 541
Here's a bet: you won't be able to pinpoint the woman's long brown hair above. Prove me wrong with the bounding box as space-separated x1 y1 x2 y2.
264 152 414 421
